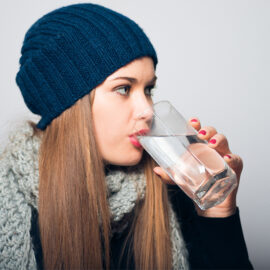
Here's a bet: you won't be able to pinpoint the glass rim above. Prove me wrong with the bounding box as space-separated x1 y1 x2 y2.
134 100 198 137
135 100 172 119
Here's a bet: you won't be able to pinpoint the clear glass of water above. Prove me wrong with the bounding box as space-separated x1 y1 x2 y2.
133 100 237 210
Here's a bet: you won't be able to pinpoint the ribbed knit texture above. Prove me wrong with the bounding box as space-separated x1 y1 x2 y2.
16 3 158 130
0 122 189 270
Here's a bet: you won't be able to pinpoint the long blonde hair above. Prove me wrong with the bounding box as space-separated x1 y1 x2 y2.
30 90 172 270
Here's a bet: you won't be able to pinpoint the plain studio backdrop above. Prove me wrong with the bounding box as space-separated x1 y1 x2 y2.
0 0 269 269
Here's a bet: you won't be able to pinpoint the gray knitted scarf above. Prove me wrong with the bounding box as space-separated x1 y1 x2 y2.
0 122 189 270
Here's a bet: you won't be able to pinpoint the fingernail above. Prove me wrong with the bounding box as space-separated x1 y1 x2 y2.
199 130 206 135
209 139 216 144
191 119 198 122
225 154 232 159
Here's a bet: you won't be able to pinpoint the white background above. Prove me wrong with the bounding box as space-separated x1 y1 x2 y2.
0 1 269 269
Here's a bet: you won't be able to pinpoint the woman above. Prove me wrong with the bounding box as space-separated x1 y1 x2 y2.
0 3 253 270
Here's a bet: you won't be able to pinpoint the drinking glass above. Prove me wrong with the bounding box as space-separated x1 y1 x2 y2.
133 100 237 210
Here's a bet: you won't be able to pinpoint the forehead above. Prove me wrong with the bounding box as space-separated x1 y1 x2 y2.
106 57 155 81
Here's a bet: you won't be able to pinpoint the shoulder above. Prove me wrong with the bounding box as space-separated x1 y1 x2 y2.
0 120 42 207
0 120 41 269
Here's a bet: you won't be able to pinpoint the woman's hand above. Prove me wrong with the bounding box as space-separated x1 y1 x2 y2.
153 117 243 218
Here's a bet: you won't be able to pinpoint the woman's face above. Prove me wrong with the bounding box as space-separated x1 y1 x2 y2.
91 56 157 166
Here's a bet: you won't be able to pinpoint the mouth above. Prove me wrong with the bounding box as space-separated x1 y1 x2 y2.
129 135 143 148
129 129 150 148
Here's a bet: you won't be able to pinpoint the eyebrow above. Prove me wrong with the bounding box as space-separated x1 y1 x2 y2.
109 75 157 84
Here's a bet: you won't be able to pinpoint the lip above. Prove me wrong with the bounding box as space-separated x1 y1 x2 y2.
129 135 143 148
131 128 150 136
129 128 150 148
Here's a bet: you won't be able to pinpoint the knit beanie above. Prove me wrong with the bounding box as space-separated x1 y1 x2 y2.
16 3 158 130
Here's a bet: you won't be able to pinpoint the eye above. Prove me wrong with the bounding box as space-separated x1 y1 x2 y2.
114 84 157 97
115 85 131 96
145 85 157 97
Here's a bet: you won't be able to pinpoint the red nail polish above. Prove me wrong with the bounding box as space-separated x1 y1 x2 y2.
199 130 206 135
225 154 232 159
191 119 198 122
209 139 216 144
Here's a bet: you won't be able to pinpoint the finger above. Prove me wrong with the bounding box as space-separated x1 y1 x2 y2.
153 166 176 185
223 153 242 198
188 117 201 131
197 126 217 141
223 153 243 177
207 133 231 156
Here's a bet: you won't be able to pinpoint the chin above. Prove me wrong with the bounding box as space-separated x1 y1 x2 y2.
105 151 143 167
123 159 142 166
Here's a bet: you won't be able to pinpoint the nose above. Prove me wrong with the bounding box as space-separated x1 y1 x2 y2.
135 106 153 122
133 94 154 127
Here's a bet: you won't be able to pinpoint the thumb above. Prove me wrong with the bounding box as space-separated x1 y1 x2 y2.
153 166 176 185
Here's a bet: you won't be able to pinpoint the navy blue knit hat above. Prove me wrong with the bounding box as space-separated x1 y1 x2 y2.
16 3 158 130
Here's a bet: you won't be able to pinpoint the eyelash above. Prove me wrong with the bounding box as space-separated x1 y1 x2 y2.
115 85 157 97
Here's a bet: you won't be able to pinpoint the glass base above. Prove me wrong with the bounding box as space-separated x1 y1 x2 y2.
194 168 238 210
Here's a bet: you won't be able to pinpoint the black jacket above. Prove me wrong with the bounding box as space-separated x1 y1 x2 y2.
31 184 253 270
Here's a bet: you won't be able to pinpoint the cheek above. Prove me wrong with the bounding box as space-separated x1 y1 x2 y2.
93 103 124 148
94 109 118 145
93 109 143 165
92 94 144 165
